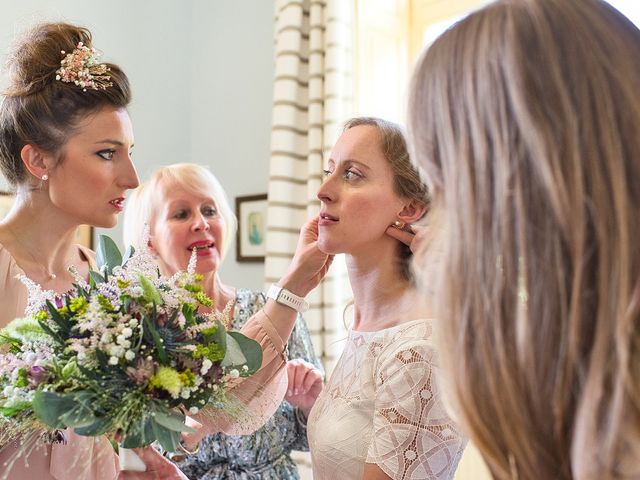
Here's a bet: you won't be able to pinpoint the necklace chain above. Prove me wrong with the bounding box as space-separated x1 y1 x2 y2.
5 226 75 282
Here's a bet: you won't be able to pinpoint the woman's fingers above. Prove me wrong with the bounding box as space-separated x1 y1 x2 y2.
286 359 319 396
385 225 415 247
303 367 323 393
287 360 307 396
386 224 427 254
286 361 300 397
281 216 332 296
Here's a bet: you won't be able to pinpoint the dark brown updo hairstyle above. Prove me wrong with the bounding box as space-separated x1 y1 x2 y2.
0 22 131 187
343 117 430 282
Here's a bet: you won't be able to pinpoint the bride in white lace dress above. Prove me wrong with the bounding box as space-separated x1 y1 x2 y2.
307 117 467 479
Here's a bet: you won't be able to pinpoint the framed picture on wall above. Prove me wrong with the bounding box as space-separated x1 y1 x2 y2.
235 194 268 262
0 191 93 249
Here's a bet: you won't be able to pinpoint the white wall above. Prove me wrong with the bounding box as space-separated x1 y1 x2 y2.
0 0 274 291
190 0 274 291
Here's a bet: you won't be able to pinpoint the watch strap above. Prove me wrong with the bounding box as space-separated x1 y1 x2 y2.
266 284 309 312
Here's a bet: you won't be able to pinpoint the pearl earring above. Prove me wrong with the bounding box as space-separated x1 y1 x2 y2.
41 174 49 181
391 220 413 233
393 220 406 230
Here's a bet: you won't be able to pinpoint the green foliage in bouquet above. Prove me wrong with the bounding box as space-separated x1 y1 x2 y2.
0 236 262 452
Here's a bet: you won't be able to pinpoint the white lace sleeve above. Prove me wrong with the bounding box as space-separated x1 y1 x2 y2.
366 337 467 480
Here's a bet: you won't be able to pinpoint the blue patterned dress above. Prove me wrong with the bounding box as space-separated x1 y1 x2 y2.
174 288 322 479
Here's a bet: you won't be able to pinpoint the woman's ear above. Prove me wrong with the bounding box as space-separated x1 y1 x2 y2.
20 144 54 180
147 237 158 256
397 199 427 225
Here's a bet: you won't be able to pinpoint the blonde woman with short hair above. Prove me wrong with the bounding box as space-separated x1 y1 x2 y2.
124 163 324 479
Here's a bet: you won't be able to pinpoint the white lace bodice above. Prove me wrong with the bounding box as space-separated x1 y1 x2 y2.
308 319 467 479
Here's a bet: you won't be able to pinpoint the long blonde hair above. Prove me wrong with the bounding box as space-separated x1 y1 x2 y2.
409 0 640 478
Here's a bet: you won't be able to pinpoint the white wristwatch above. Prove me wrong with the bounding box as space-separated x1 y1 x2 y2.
266 284 309 312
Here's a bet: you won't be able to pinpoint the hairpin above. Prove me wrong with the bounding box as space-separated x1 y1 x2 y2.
56 42 112 91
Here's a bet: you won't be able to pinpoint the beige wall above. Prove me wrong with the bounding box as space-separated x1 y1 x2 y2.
456 442 492 479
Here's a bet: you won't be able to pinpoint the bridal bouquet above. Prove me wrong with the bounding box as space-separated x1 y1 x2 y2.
0 236 261 454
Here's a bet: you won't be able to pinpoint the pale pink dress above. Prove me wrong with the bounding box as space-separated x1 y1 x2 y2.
0 242 120 479
0 242 289 479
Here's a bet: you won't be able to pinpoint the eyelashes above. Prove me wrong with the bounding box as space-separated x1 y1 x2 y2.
323 168 362 181
96 148 134 161
97 149 115 160
171 206 217 220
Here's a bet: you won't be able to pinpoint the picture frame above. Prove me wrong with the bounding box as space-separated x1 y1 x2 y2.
235 194 268 262
0 191 93 249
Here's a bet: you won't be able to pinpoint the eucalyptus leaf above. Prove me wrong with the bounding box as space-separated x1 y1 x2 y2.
226 332 262 374
221 333 246 367
151 418 182 452
32 391 77 429
206 319 227 352
122 245 135 265
59 392 96 428
89 270 106 285
96 235 123 273
121 415 155 448
74 415 113 437
153 410 195 433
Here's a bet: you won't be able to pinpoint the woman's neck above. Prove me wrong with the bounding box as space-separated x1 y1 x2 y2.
346 242 425 332
201 271 236 315
0 192 87 288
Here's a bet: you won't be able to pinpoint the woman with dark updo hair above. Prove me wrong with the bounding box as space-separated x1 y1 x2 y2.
0 22 138 326
0 22 190 480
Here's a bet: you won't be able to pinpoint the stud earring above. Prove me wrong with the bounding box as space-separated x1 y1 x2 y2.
41 174 49 181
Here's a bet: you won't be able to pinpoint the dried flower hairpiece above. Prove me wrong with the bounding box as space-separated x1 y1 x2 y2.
55 42 112 91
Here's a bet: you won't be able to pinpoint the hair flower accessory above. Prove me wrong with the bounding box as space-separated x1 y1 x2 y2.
55 42 112 91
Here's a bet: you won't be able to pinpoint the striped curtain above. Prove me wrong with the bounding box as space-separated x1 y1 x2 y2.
265 0 355 373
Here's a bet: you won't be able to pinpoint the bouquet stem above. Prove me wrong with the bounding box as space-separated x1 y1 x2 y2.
119 447 147 472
